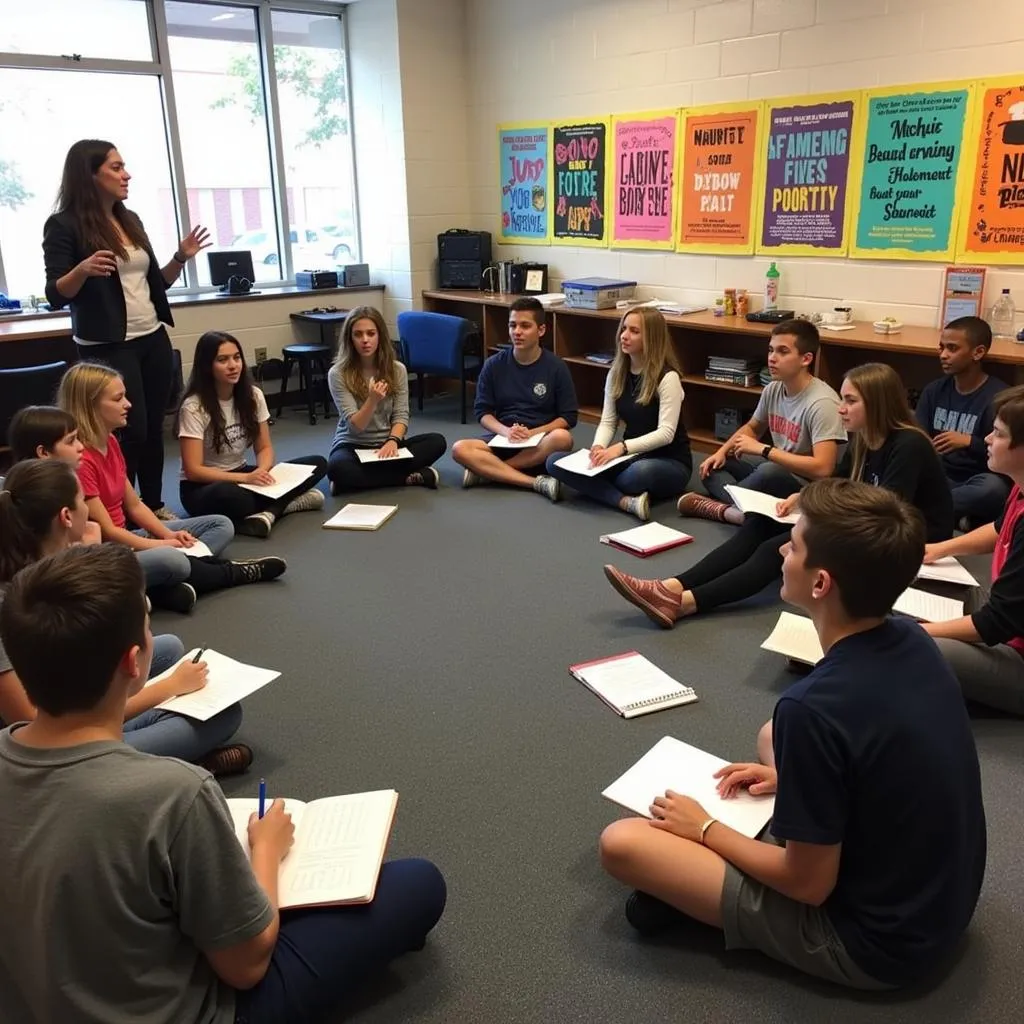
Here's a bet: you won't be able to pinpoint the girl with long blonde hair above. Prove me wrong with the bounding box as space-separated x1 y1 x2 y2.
545 307 691 520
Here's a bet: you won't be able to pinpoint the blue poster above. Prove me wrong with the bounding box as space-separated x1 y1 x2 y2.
852 88 969 259
499 124 549 243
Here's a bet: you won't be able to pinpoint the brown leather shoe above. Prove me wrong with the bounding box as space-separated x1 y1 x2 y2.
199 744 254 778
603 564 682 628
677 491 731 522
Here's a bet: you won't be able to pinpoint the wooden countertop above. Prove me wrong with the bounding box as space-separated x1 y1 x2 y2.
0 315 72 342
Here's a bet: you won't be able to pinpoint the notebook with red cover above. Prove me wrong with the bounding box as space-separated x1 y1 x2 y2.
598 521 694 558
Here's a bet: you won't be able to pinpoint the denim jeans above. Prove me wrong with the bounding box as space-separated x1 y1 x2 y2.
234 858 446 1024
122 634 243 762
133 514 235 590
950 472 1012 527
703 455 803 503
545 452 692 510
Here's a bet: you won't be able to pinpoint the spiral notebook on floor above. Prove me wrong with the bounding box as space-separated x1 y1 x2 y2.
569 651 698 718
322 504 398 531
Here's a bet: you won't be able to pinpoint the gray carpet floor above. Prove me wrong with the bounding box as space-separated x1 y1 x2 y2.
153 397 1024 1024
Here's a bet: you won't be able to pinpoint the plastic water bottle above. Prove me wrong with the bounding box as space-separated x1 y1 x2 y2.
764 262 780 311
990 288 1016 341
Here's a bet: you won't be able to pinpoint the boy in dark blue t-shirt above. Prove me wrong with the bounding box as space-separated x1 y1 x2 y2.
451 297 577 502
915 316 1009 527
600 478 986 990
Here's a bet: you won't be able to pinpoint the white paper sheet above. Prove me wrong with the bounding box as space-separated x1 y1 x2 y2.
603 736 775 839
184 540 213 559
146 649 281 721
237 462 317 500
916 557 979 588
552 447 637 478
322 504 398 530
599 521 692 554
354 447 414 463
893 587 964 622
724 484 800 524
488 432 546 449
761 612 823 666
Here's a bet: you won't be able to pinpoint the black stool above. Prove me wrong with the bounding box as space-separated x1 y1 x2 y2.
277 344 332 425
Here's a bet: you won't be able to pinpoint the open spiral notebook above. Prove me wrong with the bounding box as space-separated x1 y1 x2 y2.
569 651 698 718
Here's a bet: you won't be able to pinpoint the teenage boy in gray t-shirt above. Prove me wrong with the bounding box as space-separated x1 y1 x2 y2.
0 544 445 1024
678 319 846 525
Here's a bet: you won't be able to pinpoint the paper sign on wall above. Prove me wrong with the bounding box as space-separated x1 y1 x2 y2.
552 119 609 246
498 123 550 244
610 111 678 249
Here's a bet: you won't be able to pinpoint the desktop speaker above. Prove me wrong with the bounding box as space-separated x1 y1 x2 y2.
342 263 370 287
438 260 485 289
296 269 339 290
437 229 492 263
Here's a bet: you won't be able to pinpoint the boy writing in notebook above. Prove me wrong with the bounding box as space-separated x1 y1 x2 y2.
679 320 845 525
451 296 578 502
0 544 445 1024
600 478 986 990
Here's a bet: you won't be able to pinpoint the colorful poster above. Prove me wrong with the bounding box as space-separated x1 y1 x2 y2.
677 103 762 254
957 77 1024 264
611 111 678 249
552 119 609 246
850 85 971 261
498 123 550 244
757 94 858 256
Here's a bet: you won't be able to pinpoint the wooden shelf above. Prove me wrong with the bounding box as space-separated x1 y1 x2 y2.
579 404 602 423
681 373 764 396
563 355 614 368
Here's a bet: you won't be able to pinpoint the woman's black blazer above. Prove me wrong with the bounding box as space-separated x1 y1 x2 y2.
43 210 175 343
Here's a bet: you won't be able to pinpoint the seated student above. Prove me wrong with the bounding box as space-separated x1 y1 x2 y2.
915 315 1010 529
680 319 844 524
605 362 952 628
0 459 249 775
923 383 1024 716
326 306 447 493
0 543 447 1023
451 296 577 501
59 362 286 613
178 331 327 537
600 478 986 991
544 308 691 521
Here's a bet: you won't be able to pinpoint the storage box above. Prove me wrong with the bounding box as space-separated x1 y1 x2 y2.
562 277 637 310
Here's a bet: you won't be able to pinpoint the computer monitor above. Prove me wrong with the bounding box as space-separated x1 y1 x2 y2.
207 250 256 291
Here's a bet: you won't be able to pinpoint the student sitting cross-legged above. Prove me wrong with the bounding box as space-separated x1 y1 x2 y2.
915 315 1011 530
922 383 1024 715
605 362 952 628
600 478 987 991
178 331 327 538
451 296 577 501
544 308 691 521
0 543 447 1024
59 362 286 614
681 319 845 525
326 306 448 493
0 459 250 776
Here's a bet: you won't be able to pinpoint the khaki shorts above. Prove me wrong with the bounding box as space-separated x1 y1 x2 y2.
720 835 894 991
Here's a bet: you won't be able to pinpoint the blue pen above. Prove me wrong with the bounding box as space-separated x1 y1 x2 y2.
258 778 266 819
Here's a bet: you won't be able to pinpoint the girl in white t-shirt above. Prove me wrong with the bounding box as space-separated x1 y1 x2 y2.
178 331 327 537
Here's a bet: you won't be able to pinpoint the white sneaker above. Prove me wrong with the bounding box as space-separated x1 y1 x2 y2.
533 475 562 502
237 510 275 538
282 488 325 515
462 468 483 489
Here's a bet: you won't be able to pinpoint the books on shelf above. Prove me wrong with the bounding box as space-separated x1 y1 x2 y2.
323 504 398 531
603 736 775 838
226 789 398 908
705 356 763 388
599 521 694 557
569 650 698 718
584 352 615 365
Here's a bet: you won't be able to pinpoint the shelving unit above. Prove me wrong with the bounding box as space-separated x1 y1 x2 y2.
421 289 1024 452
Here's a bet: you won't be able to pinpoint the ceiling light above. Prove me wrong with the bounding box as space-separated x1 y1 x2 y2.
211 12 236 22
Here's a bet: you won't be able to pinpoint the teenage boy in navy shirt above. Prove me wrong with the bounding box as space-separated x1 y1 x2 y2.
451 296 577 502
915 315 1009 528
600 478 986 990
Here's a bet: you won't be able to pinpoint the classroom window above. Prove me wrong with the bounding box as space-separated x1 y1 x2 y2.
0 0 155 62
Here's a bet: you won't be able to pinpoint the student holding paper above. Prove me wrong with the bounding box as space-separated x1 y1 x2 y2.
600 479 986 990
923 384 1024 715
0 460 249 775
178 331 327 538
326 306 447 492
605 363 952 627
59 362 286 613
451 296 577 502
544 308 691 521
680 320 844 525
0 543 446 1023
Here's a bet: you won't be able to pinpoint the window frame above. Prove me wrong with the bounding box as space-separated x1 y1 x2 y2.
0 0 357 299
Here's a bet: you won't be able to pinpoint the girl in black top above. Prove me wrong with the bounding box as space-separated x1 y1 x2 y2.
43 139 210 517
604 362 953 627
545 308 692 521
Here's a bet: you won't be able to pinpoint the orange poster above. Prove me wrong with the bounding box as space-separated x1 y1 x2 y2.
958 79 1024 263
676 103 763 255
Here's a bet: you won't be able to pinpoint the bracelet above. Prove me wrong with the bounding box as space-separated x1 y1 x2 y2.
699 817 718 845
386 435 402 446
172 251 187 265
620 440 629 457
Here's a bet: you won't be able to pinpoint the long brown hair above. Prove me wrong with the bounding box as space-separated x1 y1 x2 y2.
843 363 928 482
608 308 680 405
332 306 398 403
55 139 150 260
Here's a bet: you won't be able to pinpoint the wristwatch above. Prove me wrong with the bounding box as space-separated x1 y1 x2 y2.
761 443 774 460
172 251 188 265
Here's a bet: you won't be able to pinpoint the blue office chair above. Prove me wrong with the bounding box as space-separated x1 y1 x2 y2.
396 311 481 424
0 360 69 457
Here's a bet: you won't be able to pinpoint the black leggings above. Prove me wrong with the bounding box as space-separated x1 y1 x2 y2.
80 326 174 510
328 433 447 491
180 455 327 523
676 515 791 612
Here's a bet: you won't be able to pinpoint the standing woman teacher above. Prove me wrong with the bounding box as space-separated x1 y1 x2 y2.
43 139 210 518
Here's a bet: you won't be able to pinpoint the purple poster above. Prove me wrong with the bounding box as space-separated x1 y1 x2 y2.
760 99 854 253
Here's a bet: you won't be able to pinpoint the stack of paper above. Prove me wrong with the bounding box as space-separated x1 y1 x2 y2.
237 462 317 500
893 588 963 622
916 557 979 587
354 447 413 463
599 521 693 557
553 447 637 477
322 504 398 531
761 612 823 666
489 432 546 449
724 484 800 524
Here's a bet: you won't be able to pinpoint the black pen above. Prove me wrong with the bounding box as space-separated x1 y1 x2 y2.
192 648 206 663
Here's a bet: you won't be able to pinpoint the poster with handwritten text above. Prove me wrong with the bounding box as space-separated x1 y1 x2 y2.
498 123 550 244
552 119 609 246
611 111 678 249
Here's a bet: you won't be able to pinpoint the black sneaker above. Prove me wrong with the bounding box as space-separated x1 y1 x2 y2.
228 556 287 585
624 891 687 935
152 581 198 614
